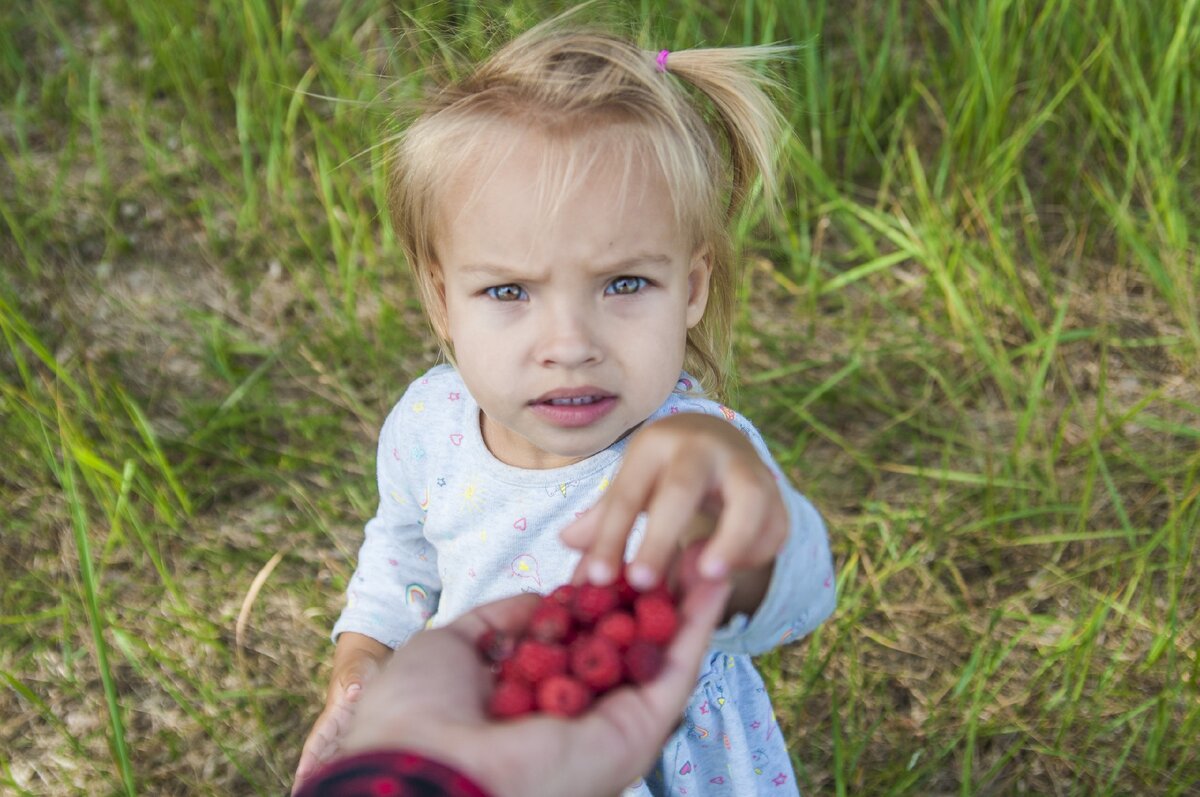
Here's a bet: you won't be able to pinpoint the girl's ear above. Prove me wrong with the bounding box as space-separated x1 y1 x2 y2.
685 245 713 328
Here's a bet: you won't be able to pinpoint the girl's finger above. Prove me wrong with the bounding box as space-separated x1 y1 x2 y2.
698 470 774 578
580 452 661 585
746 488 790 563
293 705 348 793
336 656 381 695
627 457 713 589
561 510 604 584
558 505 601 549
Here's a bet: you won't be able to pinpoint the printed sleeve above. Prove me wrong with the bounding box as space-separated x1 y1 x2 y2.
669 400 837 655
331 389 442 648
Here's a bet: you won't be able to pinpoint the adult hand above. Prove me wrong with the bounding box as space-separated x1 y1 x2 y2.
333 577 732 797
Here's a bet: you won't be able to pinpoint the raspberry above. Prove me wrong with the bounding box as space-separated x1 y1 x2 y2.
476 628 517 663
488 679 534 719
572 582 620 623
528 601 573 643
623 640 665 684
481 578 683 718
494 656 520 682
569 634 622 691
536 675 592 717
548 583 577 607
634 593 678 645
644 583 674 603
509 639 568 683
595 610 637 650
613 571 640 605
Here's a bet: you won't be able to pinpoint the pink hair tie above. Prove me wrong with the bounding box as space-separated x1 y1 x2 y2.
656 49 670 73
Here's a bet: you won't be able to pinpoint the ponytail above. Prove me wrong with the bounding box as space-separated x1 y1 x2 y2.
661 45 792 220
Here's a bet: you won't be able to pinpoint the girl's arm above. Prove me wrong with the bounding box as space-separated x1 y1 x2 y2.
331 391 443 648
295 385 444 791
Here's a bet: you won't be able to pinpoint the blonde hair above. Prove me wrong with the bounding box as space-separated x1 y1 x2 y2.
387 15 789 397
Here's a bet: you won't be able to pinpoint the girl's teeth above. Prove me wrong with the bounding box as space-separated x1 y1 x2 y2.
548 396 597 406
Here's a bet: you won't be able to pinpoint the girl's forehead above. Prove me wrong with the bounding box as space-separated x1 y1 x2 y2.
433 126 689 268
448 122 654 199
439 123 672 228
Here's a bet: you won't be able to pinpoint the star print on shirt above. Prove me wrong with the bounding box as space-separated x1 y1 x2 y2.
437 477 447 487
772 773 788 786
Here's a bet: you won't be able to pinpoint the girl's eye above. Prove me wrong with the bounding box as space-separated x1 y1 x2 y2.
485 284 527 301
606 276 647 296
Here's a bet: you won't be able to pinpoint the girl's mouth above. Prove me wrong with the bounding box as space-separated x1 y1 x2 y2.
530 390 617 428
545 396 602 406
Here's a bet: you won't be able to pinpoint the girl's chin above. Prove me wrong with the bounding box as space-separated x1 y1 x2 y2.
481 405 652 469
486 427 621 469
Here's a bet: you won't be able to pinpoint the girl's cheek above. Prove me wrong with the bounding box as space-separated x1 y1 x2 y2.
487 304 528 325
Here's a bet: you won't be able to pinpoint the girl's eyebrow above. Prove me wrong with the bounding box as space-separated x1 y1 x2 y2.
600 254 674 273
455 254 674 280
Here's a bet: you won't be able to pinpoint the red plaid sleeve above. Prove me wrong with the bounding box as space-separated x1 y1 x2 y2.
295 750 491 797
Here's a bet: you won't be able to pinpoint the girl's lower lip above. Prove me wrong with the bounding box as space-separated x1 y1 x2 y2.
530 396 617 428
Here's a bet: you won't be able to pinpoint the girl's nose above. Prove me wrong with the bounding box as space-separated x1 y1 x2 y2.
535 303 603 368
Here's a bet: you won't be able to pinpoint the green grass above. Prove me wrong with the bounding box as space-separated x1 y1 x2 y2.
2 0 1198 794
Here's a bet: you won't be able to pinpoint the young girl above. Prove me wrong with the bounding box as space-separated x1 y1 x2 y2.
296 17 836 797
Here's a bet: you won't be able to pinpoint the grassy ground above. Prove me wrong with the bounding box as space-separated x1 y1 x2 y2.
2 0 1198 794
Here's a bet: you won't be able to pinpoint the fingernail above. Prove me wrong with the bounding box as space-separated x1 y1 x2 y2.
588 559 613 585
700 556 728 579
627 563 657 590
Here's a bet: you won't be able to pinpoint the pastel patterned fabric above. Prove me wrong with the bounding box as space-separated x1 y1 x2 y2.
333 365 837 796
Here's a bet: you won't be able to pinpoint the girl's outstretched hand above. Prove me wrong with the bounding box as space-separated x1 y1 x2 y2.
561 412 788 617
293 679 365 794
292 633 388 794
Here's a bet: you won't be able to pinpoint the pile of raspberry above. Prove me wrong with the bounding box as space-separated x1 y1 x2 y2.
479 577 680 718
